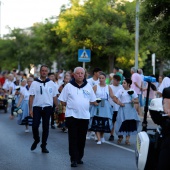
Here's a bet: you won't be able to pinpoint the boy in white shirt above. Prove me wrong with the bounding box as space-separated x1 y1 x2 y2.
109 75 123 141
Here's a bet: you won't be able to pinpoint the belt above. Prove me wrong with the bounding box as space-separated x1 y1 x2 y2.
34 106 52 110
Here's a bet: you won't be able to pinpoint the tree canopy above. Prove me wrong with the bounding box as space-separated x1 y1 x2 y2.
0 0 169 75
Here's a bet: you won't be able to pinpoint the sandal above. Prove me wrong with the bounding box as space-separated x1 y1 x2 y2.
125 140 131 145
117 137 123 144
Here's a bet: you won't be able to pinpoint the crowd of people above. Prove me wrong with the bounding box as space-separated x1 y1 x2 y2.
0 65 169 168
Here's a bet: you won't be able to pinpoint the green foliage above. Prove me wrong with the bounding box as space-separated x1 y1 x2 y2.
54 0 143 72
0 0 169 75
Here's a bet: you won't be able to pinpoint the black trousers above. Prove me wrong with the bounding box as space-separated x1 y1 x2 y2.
11 100 16 116
66 117 89 162
32 106 53 147
157 135 170 170
51 105 55 126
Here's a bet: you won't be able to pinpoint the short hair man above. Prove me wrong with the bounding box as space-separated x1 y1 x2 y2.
58 67 97 167
87 67 102 87
113 67 123 84
29 65 58 153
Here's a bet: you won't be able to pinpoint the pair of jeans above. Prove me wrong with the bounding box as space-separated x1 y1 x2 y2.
32 106 53 147
66 117 89 162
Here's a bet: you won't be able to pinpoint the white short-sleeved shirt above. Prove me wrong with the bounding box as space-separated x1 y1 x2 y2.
109 84 123 111
115 88 138 103
2 79 11 91
29 79 57 107
20 87 29 101
87 77 99 87
9 82 17 95
58 83 96 119
158 77 170 94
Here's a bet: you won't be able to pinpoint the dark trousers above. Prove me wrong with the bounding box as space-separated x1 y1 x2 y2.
66 117 89 162
32 106 53 147
51 105 55 126
157 135 170 170
11 100 16 116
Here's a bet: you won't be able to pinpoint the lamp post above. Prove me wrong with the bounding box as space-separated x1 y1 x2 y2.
135 0 140 70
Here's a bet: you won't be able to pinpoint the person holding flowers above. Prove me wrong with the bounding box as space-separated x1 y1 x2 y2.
113 78 140 145
89 72 114 145
16 77 34 132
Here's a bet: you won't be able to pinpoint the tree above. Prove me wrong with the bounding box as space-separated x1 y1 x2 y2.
140 0 170 75
54 0 145 73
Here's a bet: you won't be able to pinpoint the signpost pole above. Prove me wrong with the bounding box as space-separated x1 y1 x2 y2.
83 46 86 69
83 62 85 69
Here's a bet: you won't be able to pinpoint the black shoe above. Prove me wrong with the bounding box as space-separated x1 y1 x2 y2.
42 148 49 153
71 161 77 167
77 160 83 164
51 125 55 129
31 141 40 151
108 135 114 141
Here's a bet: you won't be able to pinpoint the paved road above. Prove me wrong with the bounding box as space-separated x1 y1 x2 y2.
0 110 157 170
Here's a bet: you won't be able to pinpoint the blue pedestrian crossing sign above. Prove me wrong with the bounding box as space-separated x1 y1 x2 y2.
78 49 91 62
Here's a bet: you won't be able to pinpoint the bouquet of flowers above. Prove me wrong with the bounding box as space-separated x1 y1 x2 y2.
127 90 134 107
13 107 23 116
7 95 14 104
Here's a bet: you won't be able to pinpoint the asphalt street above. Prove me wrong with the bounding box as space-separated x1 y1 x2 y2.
0 109 157 170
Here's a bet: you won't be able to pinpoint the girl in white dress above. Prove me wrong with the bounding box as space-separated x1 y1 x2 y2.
114 78 140 145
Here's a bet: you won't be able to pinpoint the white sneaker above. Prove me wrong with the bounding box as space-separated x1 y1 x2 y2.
86 132 91 139
101 137 105 143
25 129 29 133
97 141 101 145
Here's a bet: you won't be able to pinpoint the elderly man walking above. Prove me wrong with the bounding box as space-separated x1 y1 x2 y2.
58 67 97 167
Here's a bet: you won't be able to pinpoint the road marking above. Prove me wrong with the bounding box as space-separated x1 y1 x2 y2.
104 141 135 153
89 136 135 153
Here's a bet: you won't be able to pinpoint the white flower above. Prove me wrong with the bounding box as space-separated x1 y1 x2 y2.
8 99 12 103
17 109 23 114
8 95 14 99
13 112 17 116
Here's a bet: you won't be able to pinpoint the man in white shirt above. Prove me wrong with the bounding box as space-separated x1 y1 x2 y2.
109 75 123 141
87 67 102 87
58 67 97 167
29 65 58 153
158 76 170 96
58 69 64 85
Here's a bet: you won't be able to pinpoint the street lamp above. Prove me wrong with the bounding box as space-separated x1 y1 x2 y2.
135 0 140 70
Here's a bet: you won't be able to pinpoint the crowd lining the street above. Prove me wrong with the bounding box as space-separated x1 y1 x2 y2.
0 66 168 168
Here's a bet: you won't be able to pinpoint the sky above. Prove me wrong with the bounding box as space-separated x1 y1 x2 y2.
0 0 69 36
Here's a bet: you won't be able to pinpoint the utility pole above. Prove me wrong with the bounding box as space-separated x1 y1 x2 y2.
135 0 140 70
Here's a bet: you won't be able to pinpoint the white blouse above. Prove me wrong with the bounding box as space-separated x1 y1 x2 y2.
115 88 138 103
